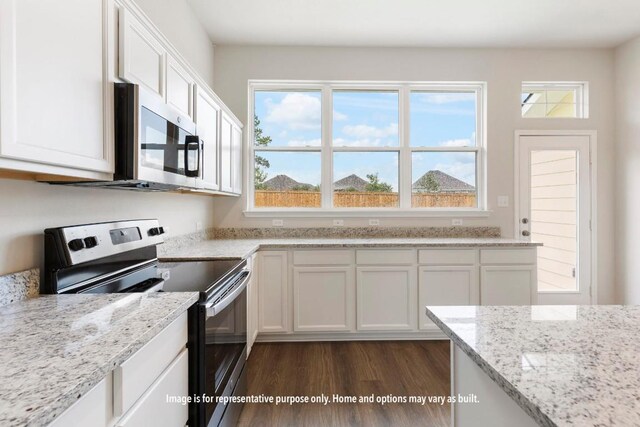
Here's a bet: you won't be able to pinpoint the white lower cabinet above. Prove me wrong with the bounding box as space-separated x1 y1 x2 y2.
356 266 416 331
48 313 189 427
252 246 538 341
247 253 259 356
419 266 479 330
258 251 290 333
480 265 537 305
293 266 355 332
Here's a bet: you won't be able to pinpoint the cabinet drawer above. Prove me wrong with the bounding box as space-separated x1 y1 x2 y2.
50 377 112 427
116 350 189 427
114 312 188 416
293 250 353 265
356 249 415 265
418 249 477 265
480 249 536 265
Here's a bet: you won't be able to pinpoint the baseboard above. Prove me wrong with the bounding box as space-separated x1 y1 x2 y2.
255 329 448 343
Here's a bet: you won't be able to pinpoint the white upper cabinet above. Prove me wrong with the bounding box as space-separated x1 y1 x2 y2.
231 124 243 194
118 6 165 99
220 112 235 193
166 57 194 119
0 0 113 177
195 87 220 190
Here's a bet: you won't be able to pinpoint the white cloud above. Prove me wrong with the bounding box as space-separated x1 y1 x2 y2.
287 138 321 147
333 111 348 121
342 123 398 139
438 138 472 147
265 93 321 130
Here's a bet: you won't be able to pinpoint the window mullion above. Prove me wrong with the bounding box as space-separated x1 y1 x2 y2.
399 86 411 209
321 85 333 209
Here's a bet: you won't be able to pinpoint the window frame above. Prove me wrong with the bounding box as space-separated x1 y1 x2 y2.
521 81 589 119
246 80 488 217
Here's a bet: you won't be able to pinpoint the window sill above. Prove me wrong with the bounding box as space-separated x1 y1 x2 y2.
243 209 492 218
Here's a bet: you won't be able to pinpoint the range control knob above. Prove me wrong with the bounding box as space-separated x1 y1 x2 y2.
68 238 85 251
84 236 99 249
148 227 165 236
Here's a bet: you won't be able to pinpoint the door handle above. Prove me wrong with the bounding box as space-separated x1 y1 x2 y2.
184 135 200 177
521 218 529 224
522 230 530 237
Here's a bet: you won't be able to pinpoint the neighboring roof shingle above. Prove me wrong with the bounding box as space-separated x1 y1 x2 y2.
263 174 311 190
412 170 475 192
333 174 368 191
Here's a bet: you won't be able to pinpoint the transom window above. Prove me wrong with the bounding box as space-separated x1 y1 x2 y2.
248 81 485 214
521 82 588 119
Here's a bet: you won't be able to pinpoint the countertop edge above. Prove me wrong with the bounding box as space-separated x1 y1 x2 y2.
424 307 555 427
30 293 198 427
158 239 541 261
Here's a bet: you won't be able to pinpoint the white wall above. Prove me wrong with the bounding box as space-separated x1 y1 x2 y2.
0 179 216 275
212 45 616 304
615 36 640 304
134 0 215 85
0 0 218 276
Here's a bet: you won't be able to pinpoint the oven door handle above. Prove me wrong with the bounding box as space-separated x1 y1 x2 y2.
205 270 250 317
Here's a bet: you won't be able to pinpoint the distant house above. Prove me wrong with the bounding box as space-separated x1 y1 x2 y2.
334 174 368 192
412 170 475 193
263 174 313 191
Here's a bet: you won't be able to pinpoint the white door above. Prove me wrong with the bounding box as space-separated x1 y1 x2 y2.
516 134 593 304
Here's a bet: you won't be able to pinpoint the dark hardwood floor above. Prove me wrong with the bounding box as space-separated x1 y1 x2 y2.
238 341 450 427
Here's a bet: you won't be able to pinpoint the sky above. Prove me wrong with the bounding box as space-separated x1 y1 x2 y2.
254 90 477 191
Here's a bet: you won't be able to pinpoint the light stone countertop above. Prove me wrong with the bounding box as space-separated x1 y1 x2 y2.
426 305 640 427
0 292 198 427
158 237 541 261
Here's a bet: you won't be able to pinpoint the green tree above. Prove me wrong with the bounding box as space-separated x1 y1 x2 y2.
415 172 440 192
365 173 393 193
254 115 271 189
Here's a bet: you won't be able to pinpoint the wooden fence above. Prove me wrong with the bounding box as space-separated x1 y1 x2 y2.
255 191 476 208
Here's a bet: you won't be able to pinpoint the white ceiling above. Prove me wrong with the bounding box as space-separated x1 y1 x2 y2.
186 0 640 48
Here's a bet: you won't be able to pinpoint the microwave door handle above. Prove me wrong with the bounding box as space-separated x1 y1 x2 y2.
184 135 200 177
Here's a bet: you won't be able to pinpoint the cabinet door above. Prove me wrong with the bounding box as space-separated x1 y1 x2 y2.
357 266 417 331
247 254 259 356
419 266 479 330
195 88 220 190
258 252 289 333
219 112 234 193
166 57 194 119
231 124 243 194
480 265 536 305
0 0 112 174
293 266 355 332
50 377 113 427
119 7 165 98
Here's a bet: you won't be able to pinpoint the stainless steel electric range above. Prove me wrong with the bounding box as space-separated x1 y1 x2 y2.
42 219 248 427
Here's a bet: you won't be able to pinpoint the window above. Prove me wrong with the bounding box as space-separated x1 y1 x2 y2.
249 82 486 214
521 82 588 118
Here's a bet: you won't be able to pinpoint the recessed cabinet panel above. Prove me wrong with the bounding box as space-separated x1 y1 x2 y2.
418 249 477 265
0 0 111 173
480 249 536 265
119 7 165 98
232 124 243 194
219 113 234 193
357 267 416 331
258 251 289 333
195 88 220 190
480 266 536 305
293 266 354 332
356 250 415 265
419 266 479 330
166 57 193 118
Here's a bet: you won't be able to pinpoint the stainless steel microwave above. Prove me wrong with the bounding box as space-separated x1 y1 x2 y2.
112 83 201 190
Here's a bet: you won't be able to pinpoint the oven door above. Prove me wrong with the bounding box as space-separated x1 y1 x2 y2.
136 86 200 188
201 271 248 427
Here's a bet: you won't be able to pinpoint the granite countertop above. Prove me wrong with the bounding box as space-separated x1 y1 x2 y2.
159 237 540 261
426 305 640 427
0 292 198 427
